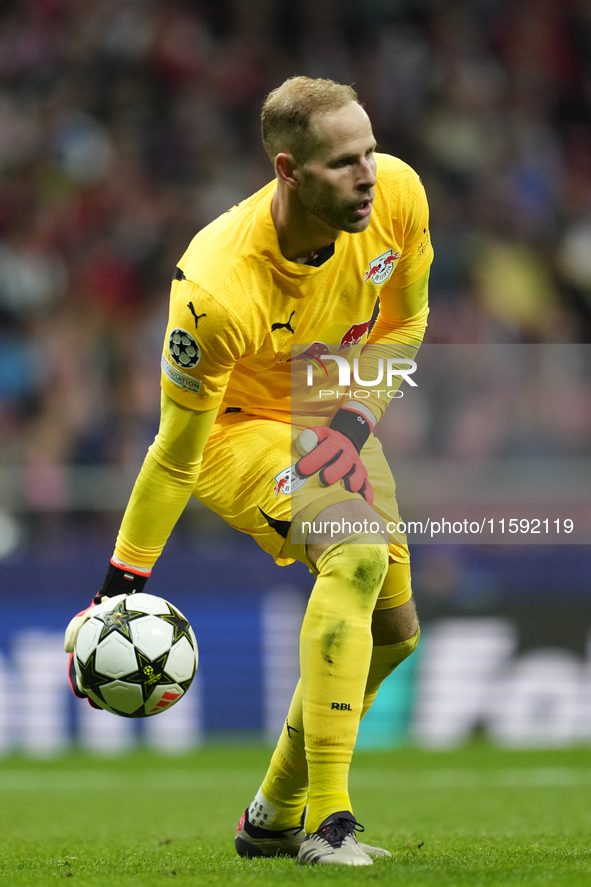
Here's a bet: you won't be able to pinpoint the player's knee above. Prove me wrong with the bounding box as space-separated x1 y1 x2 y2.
348 543 389 597
305 499 387 569
372 625 420 673
372 598 419 645
397 625 420 663
316 534 389 601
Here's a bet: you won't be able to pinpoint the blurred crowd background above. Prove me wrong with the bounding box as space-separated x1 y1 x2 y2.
0 0 591 542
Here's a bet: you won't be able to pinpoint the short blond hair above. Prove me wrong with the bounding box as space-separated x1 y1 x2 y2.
261 76 359 163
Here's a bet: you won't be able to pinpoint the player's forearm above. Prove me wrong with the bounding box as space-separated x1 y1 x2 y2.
349 272 429 425
366 269 429 349
367 311 427 348
114 448 201 570
113 395 218 571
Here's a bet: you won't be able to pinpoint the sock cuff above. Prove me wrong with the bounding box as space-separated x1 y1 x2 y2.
248 789 277 828
371 626 421 669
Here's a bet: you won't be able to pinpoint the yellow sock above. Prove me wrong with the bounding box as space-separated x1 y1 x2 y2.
300 535 388 833
361 628 420 718
259 682 307 829
256 599 419 832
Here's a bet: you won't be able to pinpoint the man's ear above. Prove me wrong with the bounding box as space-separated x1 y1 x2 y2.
275 153 300 189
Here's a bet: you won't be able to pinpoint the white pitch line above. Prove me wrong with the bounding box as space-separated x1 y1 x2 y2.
0 767 589 792
0 770 258 792
349 767 591 789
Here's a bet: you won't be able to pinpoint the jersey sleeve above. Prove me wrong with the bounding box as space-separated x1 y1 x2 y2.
161 278 247 411
387 166 434 289
369 268 430 347
113 276 247 571
344 168 432 424
343 270 429 426
114 393 218 570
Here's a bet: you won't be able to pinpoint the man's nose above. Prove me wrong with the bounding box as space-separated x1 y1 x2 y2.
357 158 376 188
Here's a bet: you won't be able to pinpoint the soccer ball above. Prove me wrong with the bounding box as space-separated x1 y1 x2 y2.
74 593 198 718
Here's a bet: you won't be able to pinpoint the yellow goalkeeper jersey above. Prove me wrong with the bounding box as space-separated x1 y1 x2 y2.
161 152 433 422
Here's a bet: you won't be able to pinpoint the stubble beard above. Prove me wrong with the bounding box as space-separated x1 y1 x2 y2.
299 180 371 235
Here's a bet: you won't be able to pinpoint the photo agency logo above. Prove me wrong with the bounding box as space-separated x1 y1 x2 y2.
301 351 418 401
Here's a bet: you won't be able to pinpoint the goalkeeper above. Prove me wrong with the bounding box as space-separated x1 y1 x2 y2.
66 76 432 867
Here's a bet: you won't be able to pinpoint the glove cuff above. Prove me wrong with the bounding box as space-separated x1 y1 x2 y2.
329 407 372 453
95 561 151 603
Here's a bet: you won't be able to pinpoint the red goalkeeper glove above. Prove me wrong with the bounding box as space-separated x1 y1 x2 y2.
65 561 151 703
294 407 374 505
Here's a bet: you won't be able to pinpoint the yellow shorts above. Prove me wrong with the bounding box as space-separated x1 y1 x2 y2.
194 407 410 559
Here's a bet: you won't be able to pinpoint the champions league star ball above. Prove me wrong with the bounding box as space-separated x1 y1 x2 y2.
74 593 198 717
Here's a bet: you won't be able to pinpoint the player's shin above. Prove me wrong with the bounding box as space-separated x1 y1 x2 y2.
252 682 308 831
254 567 419 831
362 562 420 717
254 628 420 826
361 628 420 719
300 535 388 833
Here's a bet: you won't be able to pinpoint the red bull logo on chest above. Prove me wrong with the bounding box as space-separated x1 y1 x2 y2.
364 248 401 285
337 319 372 351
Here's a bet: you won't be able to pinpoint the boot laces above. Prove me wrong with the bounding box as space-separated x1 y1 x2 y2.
317 817 365 848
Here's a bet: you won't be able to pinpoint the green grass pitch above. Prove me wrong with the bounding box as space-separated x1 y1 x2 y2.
1 743 590 886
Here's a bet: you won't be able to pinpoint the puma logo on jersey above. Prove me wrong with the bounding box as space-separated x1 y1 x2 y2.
271 311 296 333
187 302 206 328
